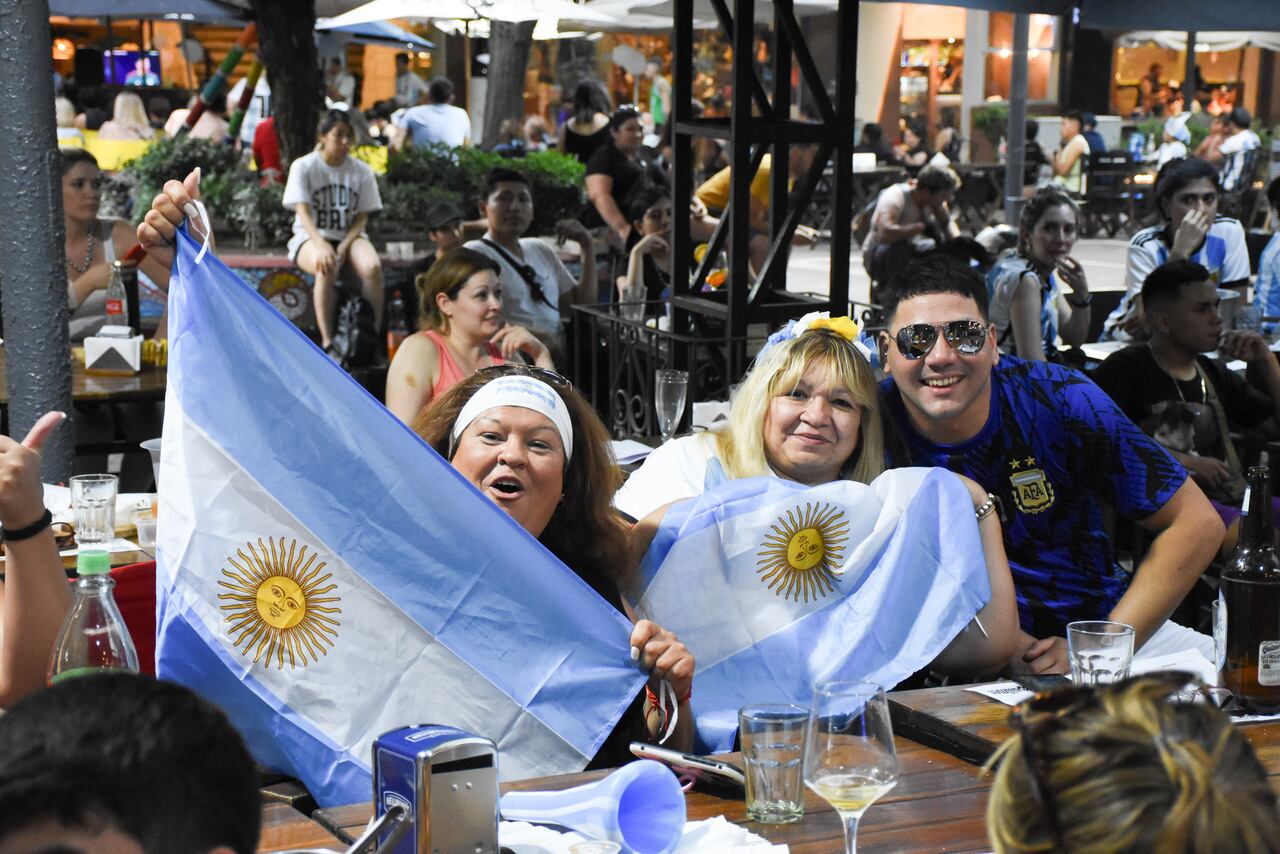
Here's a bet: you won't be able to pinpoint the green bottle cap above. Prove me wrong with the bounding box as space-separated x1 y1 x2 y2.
76 549 111 575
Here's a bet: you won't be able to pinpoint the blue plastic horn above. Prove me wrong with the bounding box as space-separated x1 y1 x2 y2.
499 759 686 854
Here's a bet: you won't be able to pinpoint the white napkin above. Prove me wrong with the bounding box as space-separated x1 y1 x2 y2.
498 817 787 853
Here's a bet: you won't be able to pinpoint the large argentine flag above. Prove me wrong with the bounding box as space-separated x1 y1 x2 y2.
155 230 644 807
633 468 991 751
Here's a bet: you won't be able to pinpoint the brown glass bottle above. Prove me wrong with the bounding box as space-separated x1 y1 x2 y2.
1220 466 1280 713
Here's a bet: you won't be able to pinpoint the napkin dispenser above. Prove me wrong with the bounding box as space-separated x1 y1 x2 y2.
85 330 142 375
372 724 499 854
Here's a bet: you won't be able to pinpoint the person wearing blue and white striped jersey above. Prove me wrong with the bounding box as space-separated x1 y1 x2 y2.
1255 177 1280 324
1101 157 1249 342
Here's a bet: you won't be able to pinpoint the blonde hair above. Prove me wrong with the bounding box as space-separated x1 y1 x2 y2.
986 677 1280 854
714 330 885 484
111 92 151 135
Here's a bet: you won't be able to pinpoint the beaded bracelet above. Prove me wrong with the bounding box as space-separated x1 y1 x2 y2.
975 493 997 522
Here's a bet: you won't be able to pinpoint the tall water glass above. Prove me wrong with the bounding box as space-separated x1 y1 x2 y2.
739 704 812 824
71 473 118 545
654 370 689 442
1066 620 1135 686
805 682 898 854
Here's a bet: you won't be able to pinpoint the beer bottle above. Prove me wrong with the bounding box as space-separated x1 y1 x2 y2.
105 260 129 329
1220 466 1280 713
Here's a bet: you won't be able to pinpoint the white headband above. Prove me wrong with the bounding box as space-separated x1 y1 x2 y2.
451 375 574 461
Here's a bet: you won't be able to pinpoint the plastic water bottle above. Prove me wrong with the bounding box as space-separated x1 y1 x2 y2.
386 292 409 361
48 550 139 683
1143 133 1156 161
105 261 129 328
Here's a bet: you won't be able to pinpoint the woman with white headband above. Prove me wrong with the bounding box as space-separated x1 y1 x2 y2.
415 366 696 763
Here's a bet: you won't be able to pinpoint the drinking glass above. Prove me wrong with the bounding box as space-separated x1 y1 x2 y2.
71 473 118 545
739 704 812 824
654 370 689 442
805 682 898 854
1066 620 1135 686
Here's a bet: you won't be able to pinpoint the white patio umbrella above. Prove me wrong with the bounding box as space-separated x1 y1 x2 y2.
321 0 480 27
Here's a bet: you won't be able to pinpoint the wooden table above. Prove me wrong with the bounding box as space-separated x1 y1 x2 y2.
310 741 993 854
0 348 167 406
257 801 344 853
890 682 1280 791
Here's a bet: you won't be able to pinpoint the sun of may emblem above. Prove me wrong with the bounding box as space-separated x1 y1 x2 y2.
756 502 850 603
218 537 342 670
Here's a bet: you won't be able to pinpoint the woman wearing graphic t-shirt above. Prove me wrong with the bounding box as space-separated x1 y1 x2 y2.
283 109 384 352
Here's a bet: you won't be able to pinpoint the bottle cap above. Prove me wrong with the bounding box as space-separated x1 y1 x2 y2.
76 549 111 575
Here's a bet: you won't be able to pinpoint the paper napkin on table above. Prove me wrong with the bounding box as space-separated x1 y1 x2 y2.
498 817 787 853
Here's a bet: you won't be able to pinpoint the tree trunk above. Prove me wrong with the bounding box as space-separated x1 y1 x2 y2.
481 20 535 149
250 0 323 168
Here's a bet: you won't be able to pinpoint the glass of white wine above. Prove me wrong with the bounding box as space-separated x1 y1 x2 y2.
804 682 899 854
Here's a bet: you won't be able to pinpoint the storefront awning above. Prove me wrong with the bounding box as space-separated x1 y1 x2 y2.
1079 0 1280 32
1118 30 1280 53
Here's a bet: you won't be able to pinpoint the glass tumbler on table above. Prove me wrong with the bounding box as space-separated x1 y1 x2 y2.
805 682 899 854
1066 620 1135 686
739 704 812 824
70 473 118 545
654 369 689 442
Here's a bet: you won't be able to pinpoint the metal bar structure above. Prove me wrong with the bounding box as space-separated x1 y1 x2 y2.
669 0 856 382
1183 30 1197 113
1002 12 1028 227
0 0 74 481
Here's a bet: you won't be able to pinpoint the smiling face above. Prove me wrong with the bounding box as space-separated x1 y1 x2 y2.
481 180 534 240
882 292 998 445
62 161 102 224
438 269 502 338
762 361 863 486
1024 203 1078 267
450 406 566 538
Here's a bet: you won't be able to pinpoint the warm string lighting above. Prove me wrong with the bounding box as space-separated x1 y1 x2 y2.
51 38 74 60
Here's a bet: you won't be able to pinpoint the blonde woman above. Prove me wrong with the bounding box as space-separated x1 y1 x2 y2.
385 248 553 425
987 673 1280 853
615 313 884 520
98 92 154 141
54 97 85 146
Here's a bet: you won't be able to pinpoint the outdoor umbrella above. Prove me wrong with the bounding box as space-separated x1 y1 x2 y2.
321 0 480 27
315 18 436 49
48 0 246 20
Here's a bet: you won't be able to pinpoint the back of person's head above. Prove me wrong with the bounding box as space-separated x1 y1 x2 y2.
1017 186 1080 252
54 96 76 128
1229 106 1252 130
716 325 884 484
484 166 530 197
1024 119 1040 141
915 163 960 195
113 91 148 126
1154 157 1220 219
1142 258 1212 314
395 52 410 68
146 95 169 119
1081 111 1098 130
571 80 610 123
416 247 501 331
882 254 990 324
1063 109 1083 127
497 117 523 143
428 76 454 104
1267 174 1280 213
987 675 1280 853
0 672 260 854
58 146 98 175
414 371 626 585
861 122 883 144
524 114 547 141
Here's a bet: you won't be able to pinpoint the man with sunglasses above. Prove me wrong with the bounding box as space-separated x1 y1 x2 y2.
467 168 596 365
879 256 1222 675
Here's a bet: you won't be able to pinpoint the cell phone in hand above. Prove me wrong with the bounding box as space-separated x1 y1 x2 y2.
629 742 746 795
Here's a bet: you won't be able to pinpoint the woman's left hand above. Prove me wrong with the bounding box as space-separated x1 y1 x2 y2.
555 219 594 249
490 324 547 362
1055 256 1089 297
631 619 695 703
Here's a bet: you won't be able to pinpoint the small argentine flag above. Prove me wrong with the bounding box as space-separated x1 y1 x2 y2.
631 468 991 751
154 229 644 807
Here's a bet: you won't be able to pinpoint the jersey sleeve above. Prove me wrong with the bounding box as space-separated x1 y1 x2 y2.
1125 237 1159 298
1256 235 1280 317
281 156 310 210
1067 375 1187 522
1219 220 1251 283
357 161 382 212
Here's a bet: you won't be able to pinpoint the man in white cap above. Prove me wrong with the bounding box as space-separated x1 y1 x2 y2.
1155 114 1191 169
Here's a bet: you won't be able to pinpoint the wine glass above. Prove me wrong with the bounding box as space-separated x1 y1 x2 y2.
654 369 689 442
804 682 899 854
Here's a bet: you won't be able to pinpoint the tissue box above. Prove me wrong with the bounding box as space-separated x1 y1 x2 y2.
85 333 143 375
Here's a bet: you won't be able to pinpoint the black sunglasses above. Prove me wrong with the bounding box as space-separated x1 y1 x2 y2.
892 320 988 360
1007 670 1201 849
475 363 570 389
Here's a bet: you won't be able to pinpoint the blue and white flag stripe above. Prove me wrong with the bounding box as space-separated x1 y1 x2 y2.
156 229 644 806
632 468 991 751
